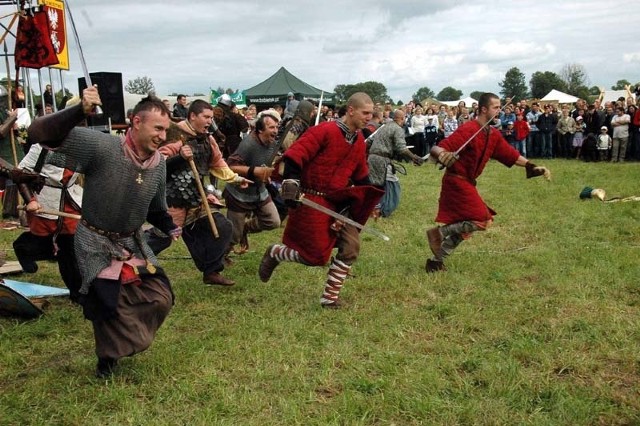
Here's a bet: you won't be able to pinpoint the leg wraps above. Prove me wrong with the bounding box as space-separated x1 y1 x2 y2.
433 221 484 261
270 244 303 264
434 234 464 261
439 221 482 239
320 258 351 306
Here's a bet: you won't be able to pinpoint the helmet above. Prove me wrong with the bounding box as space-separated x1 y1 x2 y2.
218 94 232 106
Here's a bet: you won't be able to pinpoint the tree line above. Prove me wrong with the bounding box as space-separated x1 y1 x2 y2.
124 62 639 105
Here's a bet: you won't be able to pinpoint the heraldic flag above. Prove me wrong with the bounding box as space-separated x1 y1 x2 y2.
14 9 59 70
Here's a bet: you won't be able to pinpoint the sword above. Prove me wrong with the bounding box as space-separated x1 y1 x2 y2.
298 194 390 242
66 1 103 116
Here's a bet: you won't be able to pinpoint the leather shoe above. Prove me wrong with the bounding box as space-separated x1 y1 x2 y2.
258 245 279 283
426 227 443 256
203 272 235 286
425 259 447 273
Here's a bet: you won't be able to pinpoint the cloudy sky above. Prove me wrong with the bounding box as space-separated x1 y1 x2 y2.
11 0 640 102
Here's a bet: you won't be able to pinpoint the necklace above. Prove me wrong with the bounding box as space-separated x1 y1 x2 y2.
136 172 144 184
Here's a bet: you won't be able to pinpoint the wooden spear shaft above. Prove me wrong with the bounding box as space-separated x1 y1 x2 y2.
187 158 219 238
18 206 81 220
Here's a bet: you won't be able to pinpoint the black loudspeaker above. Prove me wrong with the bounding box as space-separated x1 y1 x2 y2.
78 72 125 127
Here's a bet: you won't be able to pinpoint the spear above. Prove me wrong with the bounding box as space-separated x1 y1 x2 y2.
315 91 324 125
18 205 81 220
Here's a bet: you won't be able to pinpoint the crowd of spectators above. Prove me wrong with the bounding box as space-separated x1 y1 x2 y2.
358 91 639 164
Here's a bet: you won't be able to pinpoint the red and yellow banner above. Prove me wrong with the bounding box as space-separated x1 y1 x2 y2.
41 0 69 70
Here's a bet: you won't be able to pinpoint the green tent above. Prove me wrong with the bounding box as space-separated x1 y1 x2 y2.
244 67 335 106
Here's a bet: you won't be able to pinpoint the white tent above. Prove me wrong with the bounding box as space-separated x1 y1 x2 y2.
123 93 215 114
541 89 579 104
601 90 635 105
439 96 478 108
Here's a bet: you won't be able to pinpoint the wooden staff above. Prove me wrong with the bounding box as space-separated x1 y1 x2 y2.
18 205 81 220
187 158 219 238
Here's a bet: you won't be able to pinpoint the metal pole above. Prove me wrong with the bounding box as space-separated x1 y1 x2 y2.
48 67 57 112
36 68 43 116
3 41 18 166
25 69 35 117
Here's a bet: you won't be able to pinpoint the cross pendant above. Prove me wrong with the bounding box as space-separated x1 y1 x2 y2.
136 173 144 184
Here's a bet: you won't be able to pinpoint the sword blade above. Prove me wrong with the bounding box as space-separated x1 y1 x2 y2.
298 196 390 242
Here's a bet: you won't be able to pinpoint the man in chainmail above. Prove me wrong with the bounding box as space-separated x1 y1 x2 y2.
154 99 250 286
223 109 282 255
367 109 424 219
28 88 182 378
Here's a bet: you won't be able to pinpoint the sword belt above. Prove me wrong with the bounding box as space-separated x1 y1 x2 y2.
301 188 326 197
445 171 477 186
81 219 135 240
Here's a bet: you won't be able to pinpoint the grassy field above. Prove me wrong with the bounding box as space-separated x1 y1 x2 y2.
1 159 639 425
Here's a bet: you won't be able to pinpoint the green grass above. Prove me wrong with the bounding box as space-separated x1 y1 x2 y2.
1 159 640 425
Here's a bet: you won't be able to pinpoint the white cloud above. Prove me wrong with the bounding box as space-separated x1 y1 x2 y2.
623 52 640 63
481 41 556 61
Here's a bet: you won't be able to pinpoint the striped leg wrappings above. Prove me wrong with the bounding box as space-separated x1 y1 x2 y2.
259 244 302 283
320 258 351 308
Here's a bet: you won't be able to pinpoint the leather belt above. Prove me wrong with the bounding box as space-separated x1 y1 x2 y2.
445 171 477 186
81 219 135 239
301 188 326 197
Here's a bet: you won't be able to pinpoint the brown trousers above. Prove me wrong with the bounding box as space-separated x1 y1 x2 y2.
92 276 172 359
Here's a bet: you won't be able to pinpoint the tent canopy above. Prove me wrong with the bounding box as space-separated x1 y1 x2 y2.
541 89 579 104
244 67 335 105
601 89 635 105
440 96 478 108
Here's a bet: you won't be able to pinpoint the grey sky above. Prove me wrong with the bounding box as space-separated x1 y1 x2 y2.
14 0 640 101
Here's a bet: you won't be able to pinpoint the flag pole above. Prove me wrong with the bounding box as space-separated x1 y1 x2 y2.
3 41 18 166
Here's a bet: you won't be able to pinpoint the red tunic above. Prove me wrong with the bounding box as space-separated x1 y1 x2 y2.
436 121 520 224
282 121 381 266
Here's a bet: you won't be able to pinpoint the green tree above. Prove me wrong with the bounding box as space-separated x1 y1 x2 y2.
333 81 390 104
470 90 484 101
125 76 155 95
588 86 601 96
559 63 589 96
529 71 567 99
498 67 528 101
412 86 435 103
611 79 632 90
436 86 463 101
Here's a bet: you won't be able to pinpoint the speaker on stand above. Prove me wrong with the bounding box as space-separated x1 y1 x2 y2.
77 72 125 132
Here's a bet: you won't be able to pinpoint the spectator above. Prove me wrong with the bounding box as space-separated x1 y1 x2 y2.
556 107 576 159
525 102 541 157
573 116 585 159
442 109 458 138
172 94 188 120
512 113 529 156
597 126 612 162
537 104 557 159
610 106 630 162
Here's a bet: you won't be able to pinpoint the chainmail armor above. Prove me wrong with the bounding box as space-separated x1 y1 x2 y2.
47 127 168 293
165 136 211 208
367 122 408 186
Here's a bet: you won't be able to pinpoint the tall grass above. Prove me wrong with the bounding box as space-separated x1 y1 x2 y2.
1 159 639 425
